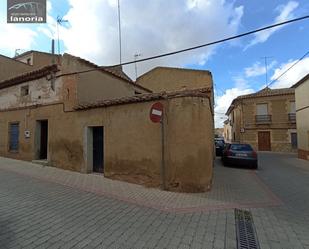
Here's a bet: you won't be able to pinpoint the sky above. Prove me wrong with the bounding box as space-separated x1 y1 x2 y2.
0 0 309 127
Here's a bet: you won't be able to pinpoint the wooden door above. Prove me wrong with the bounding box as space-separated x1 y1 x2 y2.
258 131 271 151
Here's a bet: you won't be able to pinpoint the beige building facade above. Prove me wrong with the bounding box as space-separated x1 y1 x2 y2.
0 53 214 192
0 54 33 81
226 88 297 152
223 119 232 142
293 74 309 160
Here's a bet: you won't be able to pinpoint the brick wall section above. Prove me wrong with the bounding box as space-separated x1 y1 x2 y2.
298 149 309 160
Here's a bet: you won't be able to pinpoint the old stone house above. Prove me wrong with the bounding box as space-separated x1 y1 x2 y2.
0 52 214 192
226 87 297 152
292 74 309 160
0 54 33 81
14 50 60 67
223 119 232 142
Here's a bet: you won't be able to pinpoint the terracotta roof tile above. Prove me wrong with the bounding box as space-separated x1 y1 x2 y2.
225 87 295 115
236 87 294 99
103 66 133 82
0 64 59 90
75 87 212 110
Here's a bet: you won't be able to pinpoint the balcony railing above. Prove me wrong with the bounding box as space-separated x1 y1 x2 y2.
256 115 272 124
288 113 296 123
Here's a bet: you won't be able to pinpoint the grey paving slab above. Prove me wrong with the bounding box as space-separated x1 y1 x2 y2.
0 153 308 248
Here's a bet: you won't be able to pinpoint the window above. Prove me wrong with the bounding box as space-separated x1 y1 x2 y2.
134 91 141 95
21 85 29 96
26 58 31 65
290 101 296 113
256 103 271 123
256 103 268 115
230 144 253 151
9 123 19 152
288 102 296 122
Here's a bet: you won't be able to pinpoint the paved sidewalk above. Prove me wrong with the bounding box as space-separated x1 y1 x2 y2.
0 154 308 249
0 165 236 249
0 157 281 213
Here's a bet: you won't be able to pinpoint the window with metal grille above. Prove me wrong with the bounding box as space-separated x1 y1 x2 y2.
256 103 271 123
9 123 19 152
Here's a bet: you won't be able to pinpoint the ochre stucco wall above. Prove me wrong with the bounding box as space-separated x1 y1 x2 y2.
165 97 213 192
137 67 213 93
295 79 309 160
0 96 213 192
15 52 59 68
0 55 33 81
76 71 136 104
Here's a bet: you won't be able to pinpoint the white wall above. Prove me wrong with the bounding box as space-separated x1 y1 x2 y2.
0 77 63 111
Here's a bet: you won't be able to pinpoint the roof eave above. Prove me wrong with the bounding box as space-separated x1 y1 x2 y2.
0 65 59 90
74 87 212 111
292 73 309 88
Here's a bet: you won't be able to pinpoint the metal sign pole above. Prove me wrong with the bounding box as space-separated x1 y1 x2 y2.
161 114 166 190
149 102 165 190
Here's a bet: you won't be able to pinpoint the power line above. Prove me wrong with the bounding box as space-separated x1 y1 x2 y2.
57 15 309 77
117 15 309 67
268 50 309 87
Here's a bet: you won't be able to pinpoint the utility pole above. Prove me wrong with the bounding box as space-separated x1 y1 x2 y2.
261 56 273 87
117 0 122 64
134 53 142 80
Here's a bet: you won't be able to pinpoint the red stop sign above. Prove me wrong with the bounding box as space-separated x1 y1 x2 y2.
150 102 163 123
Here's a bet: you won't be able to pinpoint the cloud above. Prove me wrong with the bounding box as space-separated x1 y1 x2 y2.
270 57 309 88
244 60 277 78
245 1 299 50
0 1 37 56
215 87 254 128
41 0 244 79
0 0 55 56
0 24 37 55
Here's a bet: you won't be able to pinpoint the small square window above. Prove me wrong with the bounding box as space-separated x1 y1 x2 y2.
21 85 29 96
